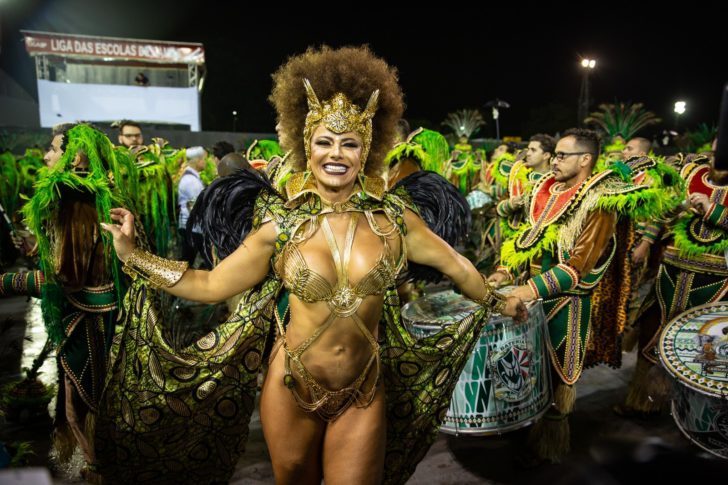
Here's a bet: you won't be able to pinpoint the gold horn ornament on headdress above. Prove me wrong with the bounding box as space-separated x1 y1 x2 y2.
302 78 379 167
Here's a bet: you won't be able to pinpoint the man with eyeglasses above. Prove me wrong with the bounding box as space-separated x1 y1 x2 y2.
117 120 144 148
490 128 668 466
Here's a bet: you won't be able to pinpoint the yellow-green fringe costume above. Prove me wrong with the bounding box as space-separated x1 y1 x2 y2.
445 145 482 195
11 124 145 465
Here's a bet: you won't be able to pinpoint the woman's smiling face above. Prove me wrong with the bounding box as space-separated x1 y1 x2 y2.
308 124 363 193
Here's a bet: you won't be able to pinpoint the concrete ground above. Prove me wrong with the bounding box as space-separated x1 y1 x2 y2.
1 288 727 484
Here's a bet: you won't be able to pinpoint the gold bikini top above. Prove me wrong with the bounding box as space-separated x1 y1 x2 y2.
275 211 397 317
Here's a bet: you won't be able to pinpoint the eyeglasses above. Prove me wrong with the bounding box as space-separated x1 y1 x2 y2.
551 151 589 160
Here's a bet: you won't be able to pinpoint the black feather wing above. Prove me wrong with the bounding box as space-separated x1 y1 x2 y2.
393 171 471 284
186 168 282 267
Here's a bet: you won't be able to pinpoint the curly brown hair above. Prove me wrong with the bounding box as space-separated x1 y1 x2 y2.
269 45 405 176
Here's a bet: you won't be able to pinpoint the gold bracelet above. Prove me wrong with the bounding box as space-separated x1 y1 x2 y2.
471 273 508 314
122 247 188 288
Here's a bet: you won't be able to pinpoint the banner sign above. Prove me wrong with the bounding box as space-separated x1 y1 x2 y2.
23 30 205 65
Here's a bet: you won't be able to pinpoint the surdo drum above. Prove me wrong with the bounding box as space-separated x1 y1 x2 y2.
659 302 728 459
402 289 551 435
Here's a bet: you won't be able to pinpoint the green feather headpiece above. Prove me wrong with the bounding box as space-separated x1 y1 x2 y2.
384 128 450 174
199 156 217 185
22 124 134 344
118 144 175 255
604 138 626 153
247 139 284 161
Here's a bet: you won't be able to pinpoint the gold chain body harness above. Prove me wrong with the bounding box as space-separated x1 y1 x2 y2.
274 211 400 421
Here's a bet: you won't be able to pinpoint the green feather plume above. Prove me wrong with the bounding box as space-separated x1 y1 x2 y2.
609 161 633 182
248 139 283 160
17 149 45 199
21 124 133 344
119 146 175 255
384 129 450 175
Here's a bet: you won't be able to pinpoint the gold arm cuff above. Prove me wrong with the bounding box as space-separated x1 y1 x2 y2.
471 273 508 314
122 247 188 288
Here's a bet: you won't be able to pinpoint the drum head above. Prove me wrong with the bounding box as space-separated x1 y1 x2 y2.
659 302 728 398
466 190 493 210
401 290 479 328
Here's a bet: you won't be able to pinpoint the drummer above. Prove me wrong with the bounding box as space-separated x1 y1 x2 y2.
493 133 555 280
488 128 666 466
620 149 728 417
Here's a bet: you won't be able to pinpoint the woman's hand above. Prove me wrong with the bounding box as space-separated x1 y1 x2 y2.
502 295 528 324
100 208 137 263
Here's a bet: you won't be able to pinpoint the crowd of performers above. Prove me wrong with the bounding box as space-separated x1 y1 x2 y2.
0 45 725 483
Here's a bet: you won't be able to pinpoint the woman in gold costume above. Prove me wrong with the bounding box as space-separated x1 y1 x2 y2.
97 46 525 484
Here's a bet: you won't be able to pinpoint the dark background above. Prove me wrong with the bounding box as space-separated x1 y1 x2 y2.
2 1 725 138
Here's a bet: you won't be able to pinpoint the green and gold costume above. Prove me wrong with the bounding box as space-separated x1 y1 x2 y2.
619 157 682 351
483 152 516 248
495 159 544 249
444 146 481 195
500 163 673 381
617 157 727 415
1 124 144 467
95 171 495 484
641 159 728 362
496 161 670 461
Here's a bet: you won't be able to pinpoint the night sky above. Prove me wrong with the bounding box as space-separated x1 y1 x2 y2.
2 0 726 139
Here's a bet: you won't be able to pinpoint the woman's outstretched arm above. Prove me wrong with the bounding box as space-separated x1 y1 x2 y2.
101 207 276 304
403 208 526 321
